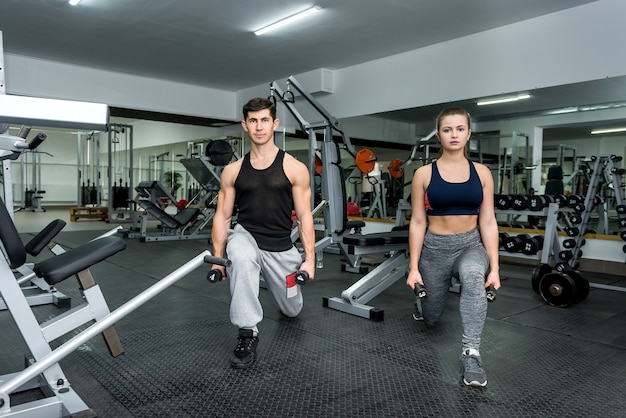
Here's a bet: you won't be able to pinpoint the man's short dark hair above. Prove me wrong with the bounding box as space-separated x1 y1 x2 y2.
242 97 276 120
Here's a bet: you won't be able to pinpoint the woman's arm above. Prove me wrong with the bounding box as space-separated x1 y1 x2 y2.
476 163 501 290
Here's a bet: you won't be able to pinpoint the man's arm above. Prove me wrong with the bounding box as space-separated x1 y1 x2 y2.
211 161 239 270
286 155 315 279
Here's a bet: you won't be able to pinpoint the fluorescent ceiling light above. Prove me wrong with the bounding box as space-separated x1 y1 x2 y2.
255 6 321 36
477 94 531 106
69 0 81 5
590 127 626 135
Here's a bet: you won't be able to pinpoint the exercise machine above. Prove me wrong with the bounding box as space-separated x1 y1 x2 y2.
107 123 133 222
0 121 230 416
270 76 379 273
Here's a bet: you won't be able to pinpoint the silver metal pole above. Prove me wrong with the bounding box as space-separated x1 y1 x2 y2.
0 250 213 398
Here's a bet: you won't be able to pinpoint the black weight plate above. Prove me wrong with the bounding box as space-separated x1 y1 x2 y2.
566 269 590 303
206 140 234 166
531 263 552 294
539 272 577 307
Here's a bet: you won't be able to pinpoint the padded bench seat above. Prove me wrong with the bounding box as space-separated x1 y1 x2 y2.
342 230 409 255
343 230 409 246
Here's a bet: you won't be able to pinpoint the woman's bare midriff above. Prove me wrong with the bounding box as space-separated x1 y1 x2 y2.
427 215 478 235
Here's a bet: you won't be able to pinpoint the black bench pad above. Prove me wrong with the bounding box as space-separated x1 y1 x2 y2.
34 236 127 285
24 219 66 257
342 230 409 247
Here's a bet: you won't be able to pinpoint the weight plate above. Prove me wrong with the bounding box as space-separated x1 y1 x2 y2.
314 155 323 175
539 272 577 307
531 263 552 294
565 269 590 303
206 140 234 166
387 159 404 179
355 148 377 173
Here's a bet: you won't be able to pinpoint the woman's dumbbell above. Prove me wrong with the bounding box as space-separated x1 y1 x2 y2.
486 285 497 302
414 283 427 299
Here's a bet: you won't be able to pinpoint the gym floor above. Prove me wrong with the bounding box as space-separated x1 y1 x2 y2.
2 209 626 417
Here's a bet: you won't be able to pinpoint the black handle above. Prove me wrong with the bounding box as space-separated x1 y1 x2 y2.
203 255 231 267
28 132 47 150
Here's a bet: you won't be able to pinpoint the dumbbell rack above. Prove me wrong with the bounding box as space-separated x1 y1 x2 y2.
562 155 626 270
497 202 562 264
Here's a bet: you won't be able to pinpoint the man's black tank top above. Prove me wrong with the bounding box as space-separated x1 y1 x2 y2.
234 149 294 251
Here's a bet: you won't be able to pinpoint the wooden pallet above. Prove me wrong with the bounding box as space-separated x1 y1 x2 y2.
69 206 108 222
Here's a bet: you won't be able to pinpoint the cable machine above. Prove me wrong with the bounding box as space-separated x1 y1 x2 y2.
107 123 133 222
77 131 102 207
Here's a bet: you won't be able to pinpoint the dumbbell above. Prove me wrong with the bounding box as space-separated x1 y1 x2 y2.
295 270 310 285
567 195 585 211
555 260 580 272
621 231 626 241
563 238 586 249
205 255 232 283
495 194 511 210
503 233 530 252
527 195 549 211
499 232 509 248
558 249 583 261
414 283 427 299
486 285 497 302
617 205 626 215
207 269 224 283
564 227 580 237
569 213 583 225
521 235 544 255
510 195 528 211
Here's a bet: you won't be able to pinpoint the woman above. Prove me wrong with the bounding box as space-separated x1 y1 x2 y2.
406 106 500 387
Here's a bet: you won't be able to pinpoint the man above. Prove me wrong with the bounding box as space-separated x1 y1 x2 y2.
211 97 316 369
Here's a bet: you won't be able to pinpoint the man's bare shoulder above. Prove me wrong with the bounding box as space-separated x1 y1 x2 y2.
221 158 244 183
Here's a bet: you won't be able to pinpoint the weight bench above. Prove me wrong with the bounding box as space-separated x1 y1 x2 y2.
323 229 410 321
131 199 212 242
2 219 72 311
0 195 127 416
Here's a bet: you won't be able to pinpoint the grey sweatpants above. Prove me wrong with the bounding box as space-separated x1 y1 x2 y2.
226 224 304 333
418 228 490 351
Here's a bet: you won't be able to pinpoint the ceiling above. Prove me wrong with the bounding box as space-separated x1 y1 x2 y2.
1 0 624 141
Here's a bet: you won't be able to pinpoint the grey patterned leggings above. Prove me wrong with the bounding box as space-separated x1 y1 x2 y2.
418 228 490 351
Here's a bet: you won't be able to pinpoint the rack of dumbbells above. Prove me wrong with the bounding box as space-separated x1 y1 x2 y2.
496 194 570 306
497 154 625 308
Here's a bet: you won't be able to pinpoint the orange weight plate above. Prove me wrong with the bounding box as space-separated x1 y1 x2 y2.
314 155 323 175
388 159 404 179
355 148 377 173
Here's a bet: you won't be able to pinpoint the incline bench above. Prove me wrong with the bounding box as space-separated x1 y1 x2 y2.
323 228 410 321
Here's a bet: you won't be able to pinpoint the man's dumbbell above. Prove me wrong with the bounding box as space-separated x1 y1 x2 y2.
207 269 223 283
295 270 310 285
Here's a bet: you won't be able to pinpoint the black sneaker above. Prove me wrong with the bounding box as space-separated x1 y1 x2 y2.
230 329 258 369
460 348 487 387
